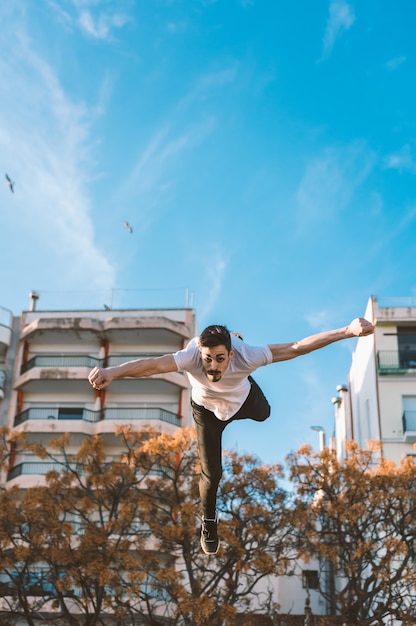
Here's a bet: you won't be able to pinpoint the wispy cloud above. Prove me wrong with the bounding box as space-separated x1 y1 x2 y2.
78 9 131 40
385 55 406 71
114 114 217 232
47 0 132 40
384 144 416 173
320 1 355 61
176 65 239 111
197 250 229 321
305 310 334 331
166 21 189 34
295 141 375 234
113 65 235 228
0 14 115 295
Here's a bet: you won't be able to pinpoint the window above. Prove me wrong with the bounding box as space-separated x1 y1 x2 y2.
302 569 319 590
398 327 416 367
402 396 416 432
58 407 84 420
5 569 56 596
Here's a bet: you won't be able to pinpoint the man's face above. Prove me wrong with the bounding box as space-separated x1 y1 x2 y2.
199 344 234 382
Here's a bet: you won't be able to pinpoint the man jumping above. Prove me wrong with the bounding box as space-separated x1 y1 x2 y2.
88 316 374 555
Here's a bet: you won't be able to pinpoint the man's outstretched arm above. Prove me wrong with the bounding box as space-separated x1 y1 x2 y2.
88 354 178 390
268 317 374 363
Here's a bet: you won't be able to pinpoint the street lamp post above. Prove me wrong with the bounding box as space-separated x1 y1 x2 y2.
310 425 336 616
310 425 326 451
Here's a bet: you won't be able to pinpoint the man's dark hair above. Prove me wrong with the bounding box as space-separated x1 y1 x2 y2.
199 325 232 353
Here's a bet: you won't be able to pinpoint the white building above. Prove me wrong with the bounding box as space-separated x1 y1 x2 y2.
333 295 416 463
2 292 197 487
328 296 416 625
0 294 199 623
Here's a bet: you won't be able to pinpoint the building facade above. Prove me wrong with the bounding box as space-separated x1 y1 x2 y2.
1 293 197 488
333 295 416 463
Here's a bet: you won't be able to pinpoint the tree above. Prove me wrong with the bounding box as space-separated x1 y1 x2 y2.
111 427 294 625
0 426 293 625
0 428 39 626
1 430 152 625
287 441 416 625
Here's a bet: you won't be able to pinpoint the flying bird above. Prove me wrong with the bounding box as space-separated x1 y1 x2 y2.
5 174 14 193
123 221 133 233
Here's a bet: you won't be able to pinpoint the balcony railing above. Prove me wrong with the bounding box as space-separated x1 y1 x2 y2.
7 461 78 481
106 353 164 365
376 297 416 308
14 406 181 427
7 461 166 482
21 354 100 374
403 410 416 433
377 351 416 374
19 353 173 374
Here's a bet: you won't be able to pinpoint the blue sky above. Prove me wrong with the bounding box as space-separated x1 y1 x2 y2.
1 1 416 466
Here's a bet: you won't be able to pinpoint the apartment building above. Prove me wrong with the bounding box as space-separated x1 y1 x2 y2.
2 293 197 488
333 295 416 463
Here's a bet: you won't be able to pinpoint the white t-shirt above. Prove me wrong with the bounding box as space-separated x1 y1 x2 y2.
173 336 273 421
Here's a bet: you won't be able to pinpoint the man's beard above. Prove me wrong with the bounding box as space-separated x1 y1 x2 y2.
207 371 221 382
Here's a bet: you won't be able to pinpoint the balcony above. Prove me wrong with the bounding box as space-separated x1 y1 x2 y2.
15 352 187 395
19 311 193 348
14 406 182 427
7 460 166 482
21 353 99 374
20 353 170 374
106 353 167 366
15 354 98 394
402 411 416 443
377 351 416 374
7 461 78 481
372 297 416 323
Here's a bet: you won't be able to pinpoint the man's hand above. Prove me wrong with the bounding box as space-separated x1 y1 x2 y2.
88 367 113 390
347 318 374 337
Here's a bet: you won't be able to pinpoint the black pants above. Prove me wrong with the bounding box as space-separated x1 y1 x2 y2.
191 376 270 518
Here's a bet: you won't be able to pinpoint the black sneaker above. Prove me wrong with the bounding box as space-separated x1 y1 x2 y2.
200 513 220 555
